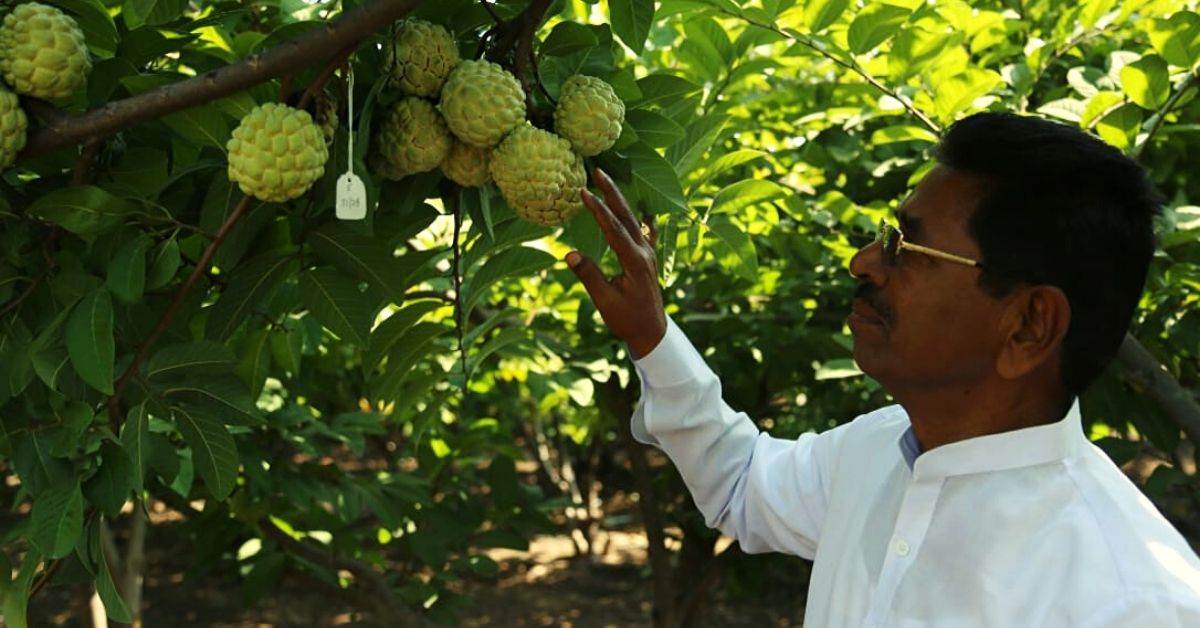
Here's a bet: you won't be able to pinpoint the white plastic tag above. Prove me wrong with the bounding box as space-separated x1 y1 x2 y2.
336 64 368 221
336 172 367 220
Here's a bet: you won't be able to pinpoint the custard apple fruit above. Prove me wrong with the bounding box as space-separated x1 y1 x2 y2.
490 126 585 226
0 84 27 169
554 75 624 157
439 60 525 148
440 141 490 187
227 103 329 203
384 19 459 98
0 3 91 100
372 97 452 180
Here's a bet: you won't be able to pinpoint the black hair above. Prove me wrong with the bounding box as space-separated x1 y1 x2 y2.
932 112 1164 396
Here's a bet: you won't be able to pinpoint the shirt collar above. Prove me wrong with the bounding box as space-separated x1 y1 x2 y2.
895 398 1087 480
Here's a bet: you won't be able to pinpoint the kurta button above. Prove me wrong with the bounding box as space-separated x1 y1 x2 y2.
895 540 910 556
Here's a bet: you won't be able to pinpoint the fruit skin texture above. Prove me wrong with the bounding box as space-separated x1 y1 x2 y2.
0 3 92 100
384 19 459 98
554 75 625 157
441 141 490 187
227 103 329 203
489 126 585 226
0 84 27 168
439 60 525 148
373 97 452 180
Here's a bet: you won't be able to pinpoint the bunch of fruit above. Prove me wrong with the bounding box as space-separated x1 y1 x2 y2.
370 19 625 226
0 2 92 169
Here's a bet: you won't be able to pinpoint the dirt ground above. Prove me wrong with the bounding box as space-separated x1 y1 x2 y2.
28 525 806 627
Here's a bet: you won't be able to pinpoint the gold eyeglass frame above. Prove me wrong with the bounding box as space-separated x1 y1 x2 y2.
876 219 983 269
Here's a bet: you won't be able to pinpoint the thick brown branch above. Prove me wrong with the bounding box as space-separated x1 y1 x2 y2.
1117 334 1200 445
107 194 256 426
259 520 427 625
20 0 424 158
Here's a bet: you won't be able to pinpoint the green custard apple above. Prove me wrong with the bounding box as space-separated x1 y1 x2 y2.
372 97 452 180
554 75 625 157
489 125 585 226
0 84 27 168
439 60 526 148
440 140 490 187
227 103 329 203
384 19 460 98
0 2 91 100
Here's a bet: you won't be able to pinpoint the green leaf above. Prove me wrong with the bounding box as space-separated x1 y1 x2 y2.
1095 103 1142 150
48 0 118 58
814 358 863 380
30 478 84 559
83 521 134 623
120 402 151 494
706 216 758 282
122 0 187 30
164 376 263 426
299 267 377 347
633 73 702 107
1081 91 1124 128
146 238 181 290
626 143 689 214
365 300 444 372
804 0 849 33
163 107 231 150
468 327 531 372
931 68 1004 123
370 323 448 404
83 442 133 518
870 125 939 145
541 21 599 56
1148 11 1200 68
1120 55 1170 110
269 323 304 377
28 187 138 236
626 109 687 148
308 223 434 305
204 254 296 341
609 0 656 54
847 3 911 55
50 401 93 457
173 404 239 500
145 341 237 380
709 179 787 216
2 548 41 628
66 288 114 394
106 234 151 304
235 328 271 399
461 247 556 316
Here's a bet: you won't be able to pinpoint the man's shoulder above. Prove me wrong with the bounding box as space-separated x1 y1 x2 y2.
842 403 910 436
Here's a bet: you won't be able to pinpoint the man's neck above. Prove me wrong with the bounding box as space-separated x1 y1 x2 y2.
897 384 1071 452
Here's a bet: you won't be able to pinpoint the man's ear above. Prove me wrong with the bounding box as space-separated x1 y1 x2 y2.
996 285 1071 380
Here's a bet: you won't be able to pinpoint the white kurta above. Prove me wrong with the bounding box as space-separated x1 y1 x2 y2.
631 318 1200 626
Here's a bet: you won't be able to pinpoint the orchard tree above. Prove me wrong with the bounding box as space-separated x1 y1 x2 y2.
1 0 1199 626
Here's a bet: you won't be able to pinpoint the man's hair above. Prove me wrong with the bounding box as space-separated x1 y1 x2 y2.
932 112 1164 396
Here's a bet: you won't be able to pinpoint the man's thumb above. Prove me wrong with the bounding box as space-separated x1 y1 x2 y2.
565 251 605 292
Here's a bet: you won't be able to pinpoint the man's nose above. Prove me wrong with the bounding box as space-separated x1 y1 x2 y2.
848 238 886 284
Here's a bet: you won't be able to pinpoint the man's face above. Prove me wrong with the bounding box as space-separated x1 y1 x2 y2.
847 165 1007 392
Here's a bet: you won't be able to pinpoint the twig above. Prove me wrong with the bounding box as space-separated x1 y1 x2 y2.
449 187 469 382
259 519 426 625
71 140 102 186
718 10 942 135
19 0 423 159
1134 65 1200 161
106 194 256 427
297 43 359 111
480 0 504 24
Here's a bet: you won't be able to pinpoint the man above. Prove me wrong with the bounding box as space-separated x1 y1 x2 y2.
564 112 1200 626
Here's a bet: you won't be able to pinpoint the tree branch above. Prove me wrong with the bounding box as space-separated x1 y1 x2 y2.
258 520 427 625
107 194 256 427
19 0 424 159
1118 334 1200 445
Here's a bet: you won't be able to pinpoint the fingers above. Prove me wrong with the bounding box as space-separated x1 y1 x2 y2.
564 250 614 305
582 187 641 266
591 168 645 246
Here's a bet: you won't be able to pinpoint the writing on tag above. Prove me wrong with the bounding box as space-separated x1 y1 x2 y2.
336 172 368 220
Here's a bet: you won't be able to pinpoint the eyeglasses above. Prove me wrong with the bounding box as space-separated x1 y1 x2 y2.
875 219 984 269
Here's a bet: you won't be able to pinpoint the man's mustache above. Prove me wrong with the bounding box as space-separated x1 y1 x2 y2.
854 284 894 326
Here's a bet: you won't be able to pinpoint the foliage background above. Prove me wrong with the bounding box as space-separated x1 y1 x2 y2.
1 0 1199 625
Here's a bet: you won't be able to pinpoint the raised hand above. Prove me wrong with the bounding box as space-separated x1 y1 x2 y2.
565 168 668 358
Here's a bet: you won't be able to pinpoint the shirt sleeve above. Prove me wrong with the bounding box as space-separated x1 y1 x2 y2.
1081 591 1200 627
630 316 849 559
